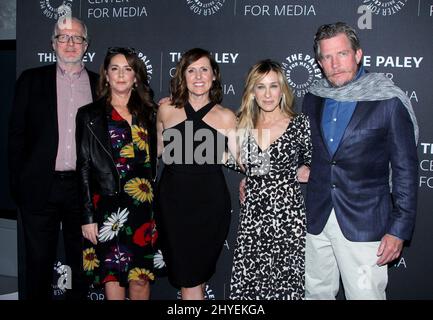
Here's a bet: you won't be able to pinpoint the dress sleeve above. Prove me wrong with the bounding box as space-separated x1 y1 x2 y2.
297 113 312 167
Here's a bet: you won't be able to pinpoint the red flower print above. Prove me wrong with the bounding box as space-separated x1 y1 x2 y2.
92 193 101 209
102 274 118 284
111 108 124 121
152 228 158 247
133 222 153 247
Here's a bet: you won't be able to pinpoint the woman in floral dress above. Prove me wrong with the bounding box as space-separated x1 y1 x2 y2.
76 47 164 300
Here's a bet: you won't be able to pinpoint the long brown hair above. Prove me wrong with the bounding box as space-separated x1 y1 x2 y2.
170 48 222 109
97 47 157 125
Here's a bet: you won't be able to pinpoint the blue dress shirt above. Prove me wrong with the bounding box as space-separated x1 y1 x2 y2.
322 66 365 156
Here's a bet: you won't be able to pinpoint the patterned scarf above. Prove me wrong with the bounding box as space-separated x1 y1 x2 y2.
308 72 419 143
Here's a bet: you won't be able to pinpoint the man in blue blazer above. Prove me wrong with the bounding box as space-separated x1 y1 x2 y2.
8 17 98 299
302 22 418 299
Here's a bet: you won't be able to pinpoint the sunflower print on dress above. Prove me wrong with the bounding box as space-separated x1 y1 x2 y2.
131 125 150 163
124 177 153 204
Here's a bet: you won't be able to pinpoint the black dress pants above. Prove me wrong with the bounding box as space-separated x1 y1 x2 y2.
20 172 86 300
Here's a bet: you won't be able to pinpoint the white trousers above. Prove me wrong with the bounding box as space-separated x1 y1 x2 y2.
305 209 388 300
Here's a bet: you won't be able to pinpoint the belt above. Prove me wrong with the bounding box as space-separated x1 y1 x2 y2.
54 171 77 179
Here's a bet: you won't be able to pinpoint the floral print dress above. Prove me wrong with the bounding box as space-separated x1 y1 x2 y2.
82 108 164 287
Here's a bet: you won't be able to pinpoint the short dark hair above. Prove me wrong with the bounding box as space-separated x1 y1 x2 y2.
170 48 222 109
314 22 361 61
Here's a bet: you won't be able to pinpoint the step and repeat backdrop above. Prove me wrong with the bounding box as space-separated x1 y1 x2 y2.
16 0 433 299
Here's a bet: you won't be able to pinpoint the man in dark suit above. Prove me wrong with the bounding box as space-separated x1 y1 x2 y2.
8 17 98 299
302 22 418 299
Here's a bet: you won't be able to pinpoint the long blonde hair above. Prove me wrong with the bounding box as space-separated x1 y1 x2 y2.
237 59 295 133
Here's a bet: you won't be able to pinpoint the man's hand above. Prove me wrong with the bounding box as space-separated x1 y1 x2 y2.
297 165 310 183
82 223 99 245
239 178 246 204
376 234 404 266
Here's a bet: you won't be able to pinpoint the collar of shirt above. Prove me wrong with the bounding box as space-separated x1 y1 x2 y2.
352 64 365 82
56 62 85 79
321 66 365 155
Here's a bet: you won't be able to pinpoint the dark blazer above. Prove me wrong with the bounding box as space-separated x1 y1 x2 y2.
8 64 98 209
75 98 158 225
302 93 418 241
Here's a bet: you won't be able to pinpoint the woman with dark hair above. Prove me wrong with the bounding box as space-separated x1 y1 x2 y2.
76 47 162 299
230 60 312 300
156 48 238 299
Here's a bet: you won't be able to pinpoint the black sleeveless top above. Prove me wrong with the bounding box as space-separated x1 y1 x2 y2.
161 101 228 173
157 101 232 288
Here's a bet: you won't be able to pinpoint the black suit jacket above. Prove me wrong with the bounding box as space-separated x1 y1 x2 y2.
8 63 98 210
302 93 418 241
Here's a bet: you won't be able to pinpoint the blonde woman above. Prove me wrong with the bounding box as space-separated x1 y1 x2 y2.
230 60 312 300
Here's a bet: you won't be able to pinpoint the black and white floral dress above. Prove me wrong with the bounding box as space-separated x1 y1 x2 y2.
230 113 312 300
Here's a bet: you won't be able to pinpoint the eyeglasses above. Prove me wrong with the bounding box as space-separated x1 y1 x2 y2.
55 34 87 44
107 47 137 55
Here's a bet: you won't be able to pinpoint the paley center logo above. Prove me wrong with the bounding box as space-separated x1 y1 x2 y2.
243 3 316 16
87 285 105 300
419 142 433 189
281 53 322 98
87 0 148 19
186 0 226 16
361 0 408 16
137 50 153 82
40 0 73 19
